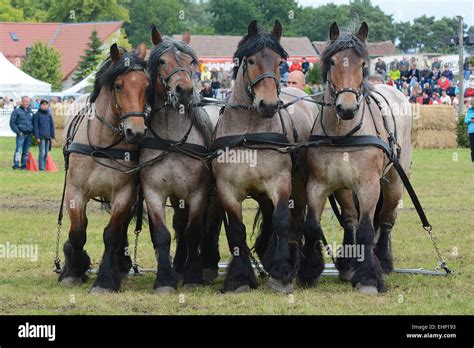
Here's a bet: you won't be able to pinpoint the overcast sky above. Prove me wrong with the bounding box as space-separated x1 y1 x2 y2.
297 0 474 27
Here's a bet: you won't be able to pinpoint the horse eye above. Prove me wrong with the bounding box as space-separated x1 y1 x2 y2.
159 58 165 65
114 83 123 91
248 58 255 65
330 59 335 66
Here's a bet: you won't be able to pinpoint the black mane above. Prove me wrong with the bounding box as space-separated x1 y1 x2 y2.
89 47 147 103
320 33 370 87
233 27 288 79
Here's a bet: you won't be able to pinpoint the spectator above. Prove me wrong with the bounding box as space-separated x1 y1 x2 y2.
200 82 213 98
201 66 211 82
33 100 55 171
400 65 410 85
287 70 306 91
420 64 433 86
220 74 232 99
290 60 302 72
437 75 450 92
441 64 453 81
0 97 4 109
210 67 218 81
9 96 33 170
422 82 432 104
388 63 400 85
386 74 394 87
464 98 474 162
453 93 460 108
401 81 410 97
210 77 221 99
375 58 387 76
279 60 289 82
3 96 14 110
400 56 410 70
463 57 471 81
301 57 310 74
431 57 441 71
390 58 400 70
408 63 420 87
430 91 441 105
440 90 451 105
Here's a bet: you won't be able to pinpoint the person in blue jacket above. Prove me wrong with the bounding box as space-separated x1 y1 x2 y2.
465 98 474 162
33 100 55 171
9 96 33 170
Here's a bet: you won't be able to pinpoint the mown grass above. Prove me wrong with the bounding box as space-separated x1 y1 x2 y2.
0 137 473 314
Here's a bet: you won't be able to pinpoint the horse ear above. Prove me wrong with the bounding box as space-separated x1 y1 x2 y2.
248 20 258 36
329 22 339 41
271 20 282 42
151 25 162 45
357 21 369 42
110 43 121 64
182 29 191 44
136 42 147 60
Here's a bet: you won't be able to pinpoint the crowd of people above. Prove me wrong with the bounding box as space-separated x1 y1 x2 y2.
375 56 473 106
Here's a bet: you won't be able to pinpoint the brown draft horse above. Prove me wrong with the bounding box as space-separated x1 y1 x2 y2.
59 44 149 293
304 22 413 294
212 20 316 293
140 28 216 293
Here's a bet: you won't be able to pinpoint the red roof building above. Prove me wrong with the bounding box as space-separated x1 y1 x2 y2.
0 21 123 87
312 40 396 57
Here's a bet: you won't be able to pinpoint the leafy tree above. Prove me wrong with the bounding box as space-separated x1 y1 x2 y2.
46 0 129 22
10 0 50 21
21 41 62 91
0 0 25 21
306 62 322 85
73 29 102 84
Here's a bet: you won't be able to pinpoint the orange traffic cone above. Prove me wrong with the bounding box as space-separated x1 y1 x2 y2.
26 152 38 171
46 154 58 172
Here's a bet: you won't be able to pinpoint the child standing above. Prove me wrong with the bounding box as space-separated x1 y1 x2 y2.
465 98 474 163
33 100 55 171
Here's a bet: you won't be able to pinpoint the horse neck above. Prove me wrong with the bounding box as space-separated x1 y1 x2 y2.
150 96 203 144
76 88 124 146
319 84 374 136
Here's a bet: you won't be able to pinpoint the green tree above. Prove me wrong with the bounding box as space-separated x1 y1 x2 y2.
10 0 51 21
46 0 128 22
306 62 322 85
73 29 102 84
0 0 25 21
21 41 62 91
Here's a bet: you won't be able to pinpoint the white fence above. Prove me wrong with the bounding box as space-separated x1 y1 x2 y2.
0 109 15 137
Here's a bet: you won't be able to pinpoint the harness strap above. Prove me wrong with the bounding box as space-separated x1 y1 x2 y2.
210 132 290 152
141 136 212 159
67 143 140 162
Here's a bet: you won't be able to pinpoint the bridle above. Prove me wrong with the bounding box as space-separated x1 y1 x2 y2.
242 57 281 101
95 65 151 135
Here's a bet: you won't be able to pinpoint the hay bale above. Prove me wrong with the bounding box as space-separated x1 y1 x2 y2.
51 103 70 129
411 129 457 149
412 104 457 131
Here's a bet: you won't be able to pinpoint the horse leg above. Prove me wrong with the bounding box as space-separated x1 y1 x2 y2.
220 189 257 293
333 189 360 282
92 189 135 293
374 168 403 276
263 188 297 293
147 193 178 294
59 187 90 285
298 179 326 287
172 202 188 281
253 195 273 262
116 207 134 279
201 194 222 283
351 176 385 294
182 191 208 288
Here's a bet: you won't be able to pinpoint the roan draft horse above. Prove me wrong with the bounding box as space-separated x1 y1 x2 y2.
59 43 150 293
211 20 316 293
303 22 413 294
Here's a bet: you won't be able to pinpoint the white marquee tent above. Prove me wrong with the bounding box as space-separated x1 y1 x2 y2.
0 52 51 100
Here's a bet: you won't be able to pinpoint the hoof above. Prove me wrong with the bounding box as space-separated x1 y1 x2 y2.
233 285 250 293
267 276 293 294
202 268 219 282
121 272 130 280
60 276 84 286
338 270 354 282
296 276 320 288
154 286 176 295
90 286 115 294
183 283 200 291
356 283 379 295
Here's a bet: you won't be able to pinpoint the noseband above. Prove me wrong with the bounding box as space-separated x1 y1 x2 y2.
242 57 281 101
156 56 194 108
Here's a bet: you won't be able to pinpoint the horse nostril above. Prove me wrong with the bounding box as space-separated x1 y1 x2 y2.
175 85 184 95
125 128 134 138
336 104 345 114
259 100 266 109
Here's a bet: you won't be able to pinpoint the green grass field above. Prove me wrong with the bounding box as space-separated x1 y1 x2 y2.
0 137 473 315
